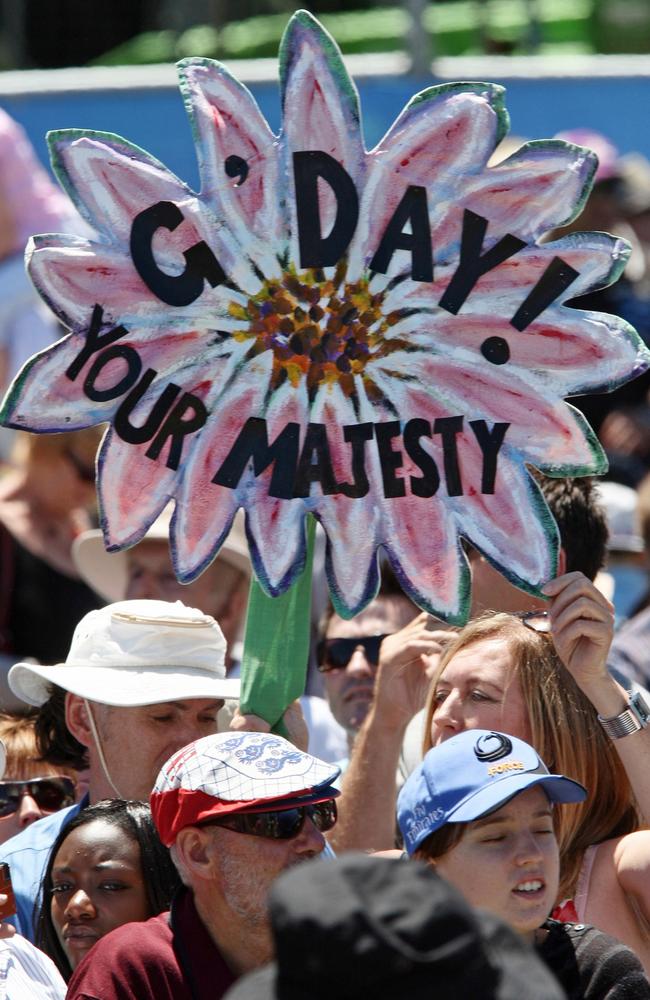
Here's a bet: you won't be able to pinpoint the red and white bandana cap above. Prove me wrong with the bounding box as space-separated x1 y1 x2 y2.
151 731 341 846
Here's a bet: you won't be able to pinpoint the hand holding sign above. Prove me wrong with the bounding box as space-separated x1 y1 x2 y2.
1 10 647 626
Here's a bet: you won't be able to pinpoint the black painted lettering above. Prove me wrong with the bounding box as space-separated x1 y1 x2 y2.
338 423 374 498
369 185 433 282
510 256 580 331
114 368 181 445
403 419 440 497
469 420 510 494
145 392 208 471
375 421 406 498
130 200 226 307
212 417 300 500
439 210 526 314
66 304 130 382
433 416 464 496
83 344 142 402
293 423 338 498
293 151 359 268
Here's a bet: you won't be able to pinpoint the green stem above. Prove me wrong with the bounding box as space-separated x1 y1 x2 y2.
240 515 316 737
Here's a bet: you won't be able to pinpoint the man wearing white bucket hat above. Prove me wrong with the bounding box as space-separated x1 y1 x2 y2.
2 598 240 942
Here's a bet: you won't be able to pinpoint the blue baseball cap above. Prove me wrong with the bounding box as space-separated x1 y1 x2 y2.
397 730 586 856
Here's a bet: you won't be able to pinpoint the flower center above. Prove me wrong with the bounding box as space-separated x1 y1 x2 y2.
230 262 407 402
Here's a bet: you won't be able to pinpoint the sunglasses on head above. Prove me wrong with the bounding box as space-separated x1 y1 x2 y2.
316 634 388 672
0 777 76 818
208 799 338 840
515 610 551 634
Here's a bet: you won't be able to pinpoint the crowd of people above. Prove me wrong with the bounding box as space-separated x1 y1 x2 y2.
0 110 650 997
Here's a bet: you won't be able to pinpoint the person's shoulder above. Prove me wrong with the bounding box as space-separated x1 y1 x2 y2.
2 802 81 860
542 920 650 997
67 913 176 999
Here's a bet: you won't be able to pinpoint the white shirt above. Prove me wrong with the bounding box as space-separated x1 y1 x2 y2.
0 934 65 1000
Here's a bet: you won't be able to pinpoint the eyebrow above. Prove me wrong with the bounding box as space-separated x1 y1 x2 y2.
473 808 553 828
52 861 136 875
155 701 222 711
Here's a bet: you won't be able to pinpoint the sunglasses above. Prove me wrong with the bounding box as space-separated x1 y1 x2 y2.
0 777 76 818
516 610 551 634
208 799 338 840
316 634 388 672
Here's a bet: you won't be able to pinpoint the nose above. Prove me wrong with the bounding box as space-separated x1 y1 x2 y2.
64 889 97 921
345 647 374 679
513 830 545 867
431 693 462 740
17 793 43 828
293 817 326 856
125 571 157 601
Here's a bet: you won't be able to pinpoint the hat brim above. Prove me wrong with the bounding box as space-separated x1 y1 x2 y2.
450 772 586 825
73 526 251 603
8 661 240 708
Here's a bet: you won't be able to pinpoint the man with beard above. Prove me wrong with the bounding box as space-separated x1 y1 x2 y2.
66 731 339 1000
317 569 447 770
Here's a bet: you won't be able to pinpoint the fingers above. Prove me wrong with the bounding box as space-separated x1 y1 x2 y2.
229 709 271 734
543 571 614 625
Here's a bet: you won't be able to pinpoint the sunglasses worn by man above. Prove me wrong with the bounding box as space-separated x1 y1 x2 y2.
316 635 388 672
205 799 338 840
0 777 75 817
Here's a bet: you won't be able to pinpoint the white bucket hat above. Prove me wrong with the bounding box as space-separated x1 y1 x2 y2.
72 506 250 602
8 599 240 707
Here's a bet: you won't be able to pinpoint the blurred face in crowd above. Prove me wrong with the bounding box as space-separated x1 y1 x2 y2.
429 637 531 747
69 695 223 802
50 819 150 969
321 596 415 738
0 771 75 844
433 787 560 939
124 541 247 657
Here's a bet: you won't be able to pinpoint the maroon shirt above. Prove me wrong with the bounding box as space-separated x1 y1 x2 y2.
66 888 236 1000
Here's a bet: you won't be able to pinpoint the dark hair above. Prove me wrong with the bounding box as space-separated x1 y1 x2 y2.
34 686 88 772
35 799 181 981
534 474 608 581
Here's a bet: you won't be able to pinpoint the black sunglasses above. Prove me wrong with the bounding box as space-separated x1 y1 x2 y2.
208 799 338 840
515 610 551 634
316 634 388 672
0 777 76 818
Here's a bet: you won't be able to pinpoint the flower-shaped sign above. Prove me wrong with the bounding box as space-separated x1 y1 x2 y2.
2 10 648 623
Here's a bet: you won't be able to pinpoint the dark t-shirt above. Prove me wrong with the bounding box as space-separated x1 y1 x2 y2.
66 888 236 1000
537 918 650 999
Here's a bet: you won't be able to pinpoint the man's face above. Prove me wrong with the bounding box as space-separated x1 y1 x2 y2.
91 699 223 801
207 814 326 929
322 597 414 737
125 541 225 613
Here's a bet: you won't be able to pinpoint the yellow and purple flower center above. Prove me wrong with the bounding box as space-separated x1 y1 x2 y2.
229 262 411 401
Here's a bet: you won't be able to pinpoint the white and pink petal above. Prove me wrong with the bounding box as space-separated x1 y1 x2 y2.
178 58 285 275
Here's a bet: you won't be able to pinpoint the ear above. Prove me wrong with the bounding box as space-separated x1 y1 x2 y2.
174 827 221 884
65 694 94 749
557 546 567 577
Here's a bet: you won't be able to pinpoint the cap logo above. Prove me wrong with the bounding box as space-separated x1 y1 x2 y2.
210 734 310 778
474 732 513 762
487 760 525 776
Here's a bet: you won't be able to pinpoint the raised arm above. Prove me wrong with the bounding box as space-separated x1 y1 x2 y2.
328 613 451 853
544 571 650 825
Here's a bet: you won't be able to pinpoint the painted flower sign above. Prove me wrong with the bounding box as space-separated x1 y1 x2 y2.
2 10 648 624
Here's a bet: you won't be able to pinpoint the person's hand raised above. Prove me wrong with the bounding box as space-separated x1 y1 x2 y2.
373 611 456 729
542 571 615 692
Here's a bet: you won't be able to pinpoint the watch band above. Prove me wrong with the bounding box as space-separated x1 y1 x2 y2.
598 691 650 741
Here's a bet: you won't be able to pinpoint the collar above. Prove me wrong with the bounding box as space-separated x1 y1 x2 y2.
169 887 236 1000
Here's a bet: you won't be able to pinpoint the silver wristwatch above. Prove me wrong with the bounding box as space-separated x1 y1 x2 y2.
598 691 650 740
